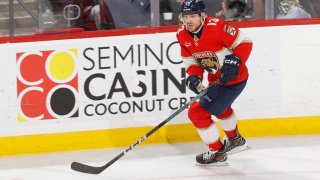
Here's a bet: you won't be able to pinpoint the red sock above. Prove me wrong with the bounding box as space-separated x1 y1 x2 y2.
225 130 237 138
225 126 238 138
208 140 223 151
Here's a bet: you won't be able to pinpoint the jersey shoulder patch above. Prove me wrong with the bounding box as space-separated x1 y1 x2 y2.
223 24 237 37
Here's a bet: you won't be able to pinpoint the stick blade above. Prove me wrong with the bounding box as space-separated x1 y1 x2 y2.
71 162 105 174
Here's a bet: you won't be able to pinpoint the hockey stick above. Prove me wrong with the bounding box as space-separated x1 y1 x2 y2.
71 82 216 174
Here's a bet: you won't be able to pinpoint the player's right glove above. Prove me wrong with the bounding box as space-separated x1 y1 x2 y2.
186 75 202 94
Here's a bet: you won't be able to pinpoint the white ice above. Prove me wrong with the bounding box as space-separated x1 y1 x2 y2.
0 135 320 180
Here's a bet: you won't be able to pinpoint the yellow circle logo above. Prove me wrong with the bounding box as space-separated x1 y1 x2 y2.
46 49 77 83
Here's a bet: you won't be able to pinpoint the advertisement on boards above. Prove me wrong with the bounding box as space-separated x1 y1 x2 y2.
4 32 197 135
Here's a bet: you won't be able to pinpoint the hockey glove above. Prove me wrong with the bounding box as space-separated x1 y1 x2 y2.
220 54 241 85
186 75 202 94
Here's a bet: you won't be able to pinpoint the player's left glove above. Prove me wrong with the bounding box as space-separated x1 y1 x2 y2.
220 54 241 85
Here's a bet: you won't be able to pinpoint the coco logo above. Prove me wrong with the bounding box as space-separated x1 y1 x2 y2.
16 49 78 121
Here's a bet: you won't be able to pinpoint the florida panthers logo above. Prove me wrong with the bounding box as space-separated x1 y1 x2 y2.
192 51 219 74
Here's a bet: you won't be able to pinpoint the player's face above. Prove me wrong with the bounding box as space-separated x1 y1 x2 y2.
182 14 202 32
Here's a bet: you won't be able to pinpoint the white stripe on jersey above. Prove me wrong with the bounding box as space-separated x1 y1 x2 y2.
182 56 199 71
230 30 252 49
216 48 232 67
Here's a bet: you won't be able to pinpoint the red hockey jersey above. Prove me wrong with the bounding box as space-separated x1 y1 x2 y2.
176 17 253 85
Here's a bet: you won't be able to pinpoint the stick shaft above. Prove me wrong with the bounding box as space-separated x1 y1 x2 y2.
71 83 215 174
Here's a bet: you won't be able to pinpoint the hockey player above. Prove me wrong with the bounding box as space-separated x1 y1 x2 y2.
176 0 252 165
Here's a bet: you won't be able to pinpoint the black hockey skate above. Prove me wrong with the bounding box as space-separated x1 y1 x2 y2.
196 146 228 166
224 130 250 155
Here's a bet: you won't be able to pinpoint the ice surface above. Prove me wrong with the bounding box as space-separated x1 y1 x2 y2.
0 135 319 180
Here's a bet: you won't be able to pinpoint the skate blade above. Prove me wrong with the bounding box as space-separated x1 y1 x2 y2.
196 161 229 167
227 143 251 155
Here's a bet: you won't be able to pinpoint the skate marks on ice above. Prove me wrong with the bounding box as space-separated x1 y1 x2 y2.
0 135 319 179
